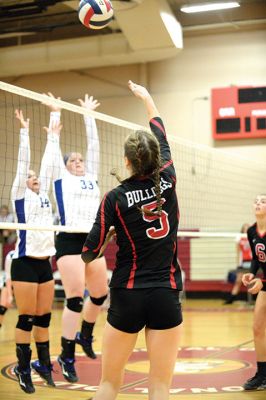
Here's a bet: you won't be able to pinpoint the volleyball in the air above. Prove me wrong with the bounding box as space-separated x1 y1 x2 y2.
78 0 114 30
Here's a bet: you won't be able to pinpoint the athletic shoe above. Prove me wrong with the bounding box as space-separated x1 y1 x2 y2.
57 355 78 383
243 373 266 390
14 365 35 394
75 332 97 359
31 360 55 387
223 295 236 305
223 299 233 304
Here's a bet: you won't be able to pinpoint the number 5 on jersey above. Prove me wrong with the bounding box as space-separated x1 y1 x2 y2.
142 199 170 239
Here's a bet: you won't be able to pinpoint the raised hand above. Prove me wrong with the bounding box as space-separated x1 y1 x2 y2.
43 119 62 136
15 109 29 129
78 94 100 111
128 80 150 100
42 92 61 112
128 80 159 119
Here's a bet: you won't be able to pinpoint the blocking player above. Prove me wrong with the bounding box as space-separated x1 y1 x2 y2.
11 110 56 393
43 93 108 383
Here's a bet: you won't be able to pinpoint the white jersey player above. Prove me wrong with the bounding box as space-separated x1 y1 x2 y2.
10 109 56 393
43 93 108 383
49 110 100 232
11 116 55 259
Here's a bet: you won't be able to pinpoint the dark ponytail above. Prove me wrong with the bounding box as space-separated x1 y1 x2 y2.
112 130 163 217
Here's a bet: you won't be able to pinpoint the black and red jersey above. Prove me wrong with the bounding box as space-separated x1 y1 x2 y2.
82 117 182 290
248 223 266 282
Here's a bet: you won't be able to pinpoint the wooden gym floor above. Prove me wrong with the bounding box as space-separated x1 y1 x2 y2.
0 298 265 400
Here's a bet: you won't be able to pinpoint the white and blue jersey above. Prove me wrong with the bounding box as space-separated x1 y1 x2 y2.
54 171 100 232
50 113 101 232
11 128 55 259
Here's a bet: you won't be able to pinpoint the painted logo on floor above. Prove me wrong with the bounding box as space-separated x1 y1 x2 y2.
1 346 257 395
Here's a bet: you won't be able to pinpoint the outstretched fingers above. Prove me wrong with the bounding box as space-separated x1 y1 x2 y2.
15 109 30 129
78 94 100 111
43 119 62 136
42 92 62 112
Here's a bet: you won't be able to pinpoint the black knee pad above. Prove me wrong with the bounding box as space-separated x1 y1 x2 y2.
67 297 83 313
33 313 51 328
16 314 34 332
90 294 108 306
0 306 7 315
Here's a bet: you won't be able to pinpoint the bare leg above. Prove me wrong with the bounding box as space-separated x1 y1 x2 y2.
145 324 182 400
83 257 108 322
231 271 244 296
253 291 266 361
57 255 85 339
0 285 13 327
93 322 138 400
12 281 37 343
33 279 54 342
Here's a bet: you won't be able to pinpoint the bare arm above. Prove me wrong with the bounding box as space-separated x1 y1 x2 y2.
128 80 160 120
11 110 30 200
128 80 171 163
78 94 100 179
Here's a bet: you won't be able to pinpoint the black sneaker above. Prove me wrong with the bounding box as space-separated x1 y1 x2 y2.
14 365 35 394
57 356 78 383
224 299 233 305
223 295 237 305
31 360 55 387
75 332 96 359
243 373 266 390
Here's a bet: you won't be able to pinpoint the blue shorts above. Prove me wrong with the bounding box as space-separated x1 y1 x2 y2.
107 287 183 333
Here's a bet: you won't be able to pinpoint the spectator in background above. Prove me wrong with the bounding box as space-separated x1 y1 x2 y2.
0 205 14 223
224 223 252 304
0 204 16 244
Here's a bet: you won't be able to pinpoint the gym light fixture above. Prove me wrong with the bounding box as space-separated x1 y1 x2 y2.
180 2 240 13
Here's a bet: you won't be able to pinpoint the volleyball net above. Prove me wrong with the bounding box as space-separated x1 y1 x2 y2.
1 81 266 282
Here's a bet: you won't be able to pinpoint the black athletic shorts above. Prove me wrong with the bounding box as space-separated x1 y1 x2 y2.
11 257 53 283
55 232 87 261
107 287 183 333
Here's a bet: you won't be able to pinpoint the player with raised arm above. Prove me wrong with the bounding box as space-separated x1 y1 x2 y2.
81 80 183 400
44 93 108 382
10 110 59 393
